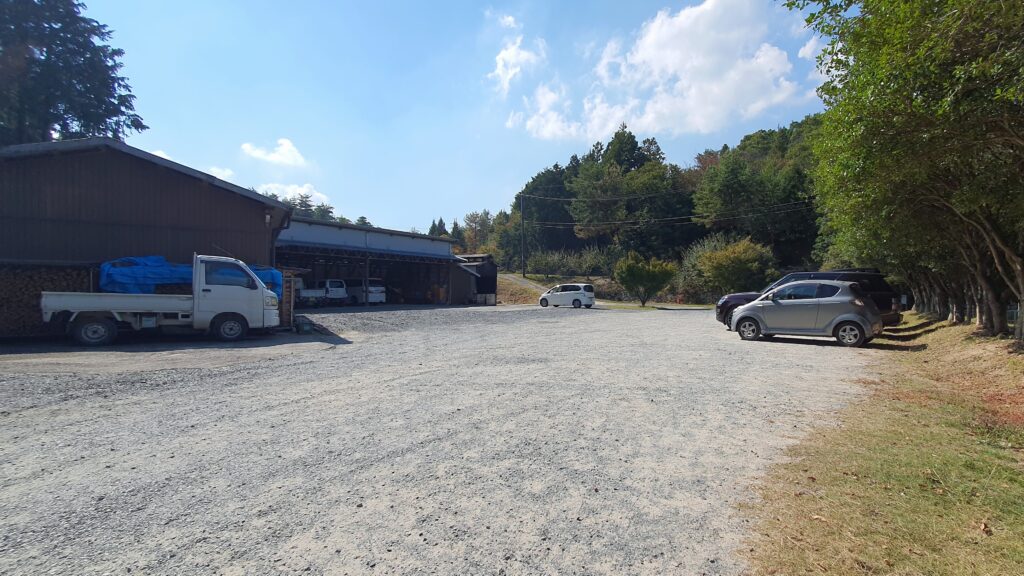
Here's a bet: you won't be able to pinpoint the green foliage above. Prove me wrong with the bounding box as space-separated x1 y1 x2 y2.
697 238 777 297
792 0 1024 333
674 233 738 304
527 246 624 277
613 252 677 306
1 0 147 144
354 216 372 227
693 116 820 266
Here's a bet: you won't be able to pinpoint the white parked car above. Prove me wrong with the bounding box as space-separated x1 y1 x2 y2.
539 283 595 308
344 278 386 304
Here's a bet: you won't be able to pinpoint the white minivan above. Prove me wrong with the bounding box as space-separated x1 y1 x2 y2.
539 283 595 308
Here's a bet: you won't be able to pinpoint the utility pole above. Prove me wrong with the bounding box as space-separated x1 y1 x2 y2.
520 194 526 278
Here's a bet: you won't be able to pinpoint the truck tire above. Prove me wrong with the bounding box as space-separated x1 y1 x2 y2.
211 314 248 342
71 317 118 346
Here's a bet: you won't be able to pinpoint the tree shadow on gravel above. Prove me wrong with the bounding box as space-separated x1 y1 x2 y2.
0 329 349 355
886 318 940 333
763 336 927 353
877 325 944 342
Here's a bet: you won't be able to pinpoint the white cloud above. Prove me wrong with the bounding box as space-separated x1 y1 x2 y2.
505 110 524 129
798 35 824 60
151 150 173 161
583 94 638 140
257 183 329 205
594 40 625 85
505 0 810 141
523 84 581 140
488 36 545 97
612 0 801 135
208 166 234 181
499 15 519 29
241 138 307 167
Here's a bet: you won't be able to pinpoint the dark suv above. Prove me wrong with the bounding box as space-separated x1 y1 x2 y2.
715 269 902 328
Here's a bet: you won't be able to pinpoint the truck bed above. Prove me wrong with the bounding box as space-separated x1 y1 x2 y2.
41 291 193 321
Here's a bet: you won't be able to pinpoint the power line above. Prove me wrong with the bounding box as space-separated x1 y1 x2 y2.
520 189 686 202
525 200 813 226
525 204 815 229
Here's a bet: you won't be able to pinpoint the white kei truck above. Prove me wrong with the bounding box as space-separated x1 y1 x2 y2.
294 278 351 307
40 255 280 346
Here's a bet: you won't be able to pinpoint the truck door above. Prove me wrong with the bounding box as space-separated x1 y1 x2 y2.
195 259 264 330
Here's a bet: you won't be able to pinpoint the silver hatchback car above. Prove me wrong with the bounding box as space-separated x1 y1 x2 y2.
730 280 883 347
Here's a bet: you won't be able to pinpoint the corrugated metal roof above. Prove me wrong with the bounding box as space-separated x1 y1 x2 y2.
291 216 457 243
276 239 464 262
0 137 292 212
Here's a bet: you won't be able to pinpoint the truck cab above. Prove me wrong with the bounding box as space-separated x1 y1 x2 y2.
194 255 280 335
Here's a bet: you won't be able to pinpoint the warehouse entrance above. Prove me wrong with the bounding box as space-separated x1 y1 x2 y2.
275 246 453 306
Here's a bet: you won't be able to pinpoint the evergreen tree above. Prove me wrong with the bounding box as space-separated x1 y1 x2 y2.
1 0 147 144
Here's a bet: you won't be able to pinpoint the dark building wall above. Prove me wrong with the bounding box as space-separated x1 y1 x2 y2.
0 147 277 266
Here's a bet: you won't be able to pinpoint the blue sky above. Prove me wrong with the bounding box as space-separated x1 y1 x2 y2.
85 0 826 231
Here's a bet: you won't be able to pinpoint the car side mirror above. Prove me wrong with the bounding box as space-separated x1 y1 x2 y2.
769 292 779 301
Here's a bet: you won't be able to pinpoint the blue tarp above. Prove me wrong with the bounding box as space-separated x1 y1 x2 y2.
99 256 283 298
250 266 284 298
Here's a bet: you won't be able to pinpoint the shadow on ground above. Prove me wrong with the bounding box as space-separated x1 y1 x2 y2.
0 329 349 355
764 336 928 352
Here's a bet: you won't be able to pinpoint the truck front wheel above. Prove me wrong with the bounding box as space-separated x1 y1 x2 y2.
71 317 118 346
211 314 248 342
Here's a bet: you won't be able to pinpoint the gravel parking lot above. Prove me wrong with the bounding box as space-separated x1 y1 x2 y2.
0 305 874 575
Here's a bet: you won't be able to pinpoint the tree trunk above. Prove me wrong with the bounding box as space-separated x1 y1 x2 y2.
984 289 1009 335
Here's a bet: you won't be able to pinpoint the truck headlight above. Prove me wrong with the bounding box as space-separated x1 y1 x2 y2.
265 294 279 309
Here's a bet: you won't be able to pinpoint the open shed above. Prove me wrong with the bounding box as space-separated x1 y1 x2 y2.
275 218 462 305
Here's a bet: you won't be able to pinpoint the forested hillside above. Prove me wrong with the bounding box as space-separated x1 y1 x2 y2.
432 117 821 300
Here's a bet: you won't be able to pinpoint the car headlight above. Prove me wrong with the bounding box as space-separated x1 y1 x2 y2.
852 298 865 307
717 296 727 305
265 294 279 309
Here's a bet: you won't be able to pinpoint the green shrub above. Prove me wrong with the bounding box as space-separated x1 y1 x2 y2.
675 233 735 303
697 237 777 296
613 252 678 306
526 246 623 277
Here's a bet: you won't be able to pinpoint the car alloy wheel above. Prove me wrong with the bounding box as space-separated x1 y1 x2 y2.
737 318 760 341
540 298 548 307
836 322 865 347
572 299 582 308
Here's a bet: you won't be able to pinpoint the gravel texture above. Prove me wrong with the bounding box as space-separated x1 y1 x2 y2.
0 305 873 575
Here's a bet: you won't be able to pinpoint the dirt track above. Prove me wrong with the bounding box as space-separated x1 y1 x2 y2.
0 305 873 574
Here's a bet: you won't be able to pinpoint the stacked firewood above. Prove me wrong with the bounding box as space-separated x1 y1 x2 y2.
0 266 94 337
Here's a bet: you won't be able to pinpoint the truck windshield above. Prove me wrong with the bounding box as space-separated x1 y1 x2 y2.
205 262 258 289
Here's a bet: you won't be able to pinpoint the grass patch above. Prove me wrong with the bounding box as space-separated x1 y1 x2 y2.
746 314 1024 575
496 275 542 305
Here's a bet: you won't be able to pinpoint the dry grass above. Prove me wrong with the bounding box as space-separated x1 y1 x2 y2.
496 275 543 305
746 314 1024 575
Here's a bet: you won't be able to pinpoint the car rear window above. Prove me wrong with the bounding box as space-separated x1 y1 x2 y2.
839 273 894 292
583 285 594 293
849 282 869 297
816 284 841 298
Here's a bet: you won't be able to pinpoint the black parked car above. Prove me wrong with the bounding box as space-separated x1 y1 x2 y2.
715 269 903 328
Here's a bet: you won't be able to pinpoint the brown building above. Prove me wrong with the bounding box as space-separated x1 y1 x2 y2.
0 137 291 336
